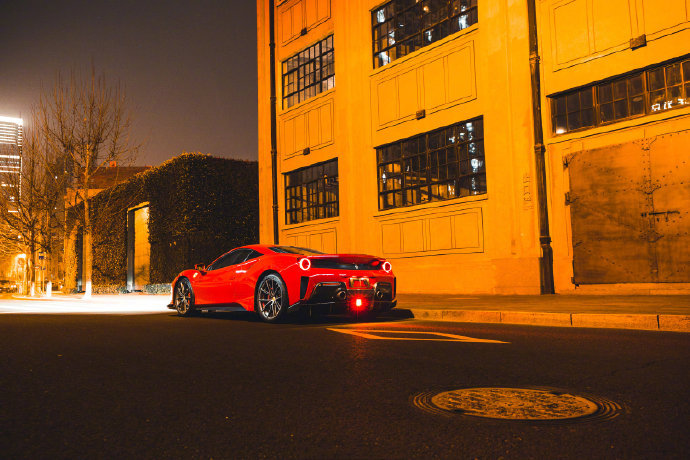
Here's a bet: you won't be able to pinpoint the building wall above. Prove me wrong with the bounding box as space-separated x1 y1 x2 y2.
257 0 690 294
258 0 543 294
538 0 690 292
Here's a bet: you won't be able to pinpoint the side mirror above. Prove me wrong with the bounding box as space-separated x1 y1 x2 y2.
194 263 206 272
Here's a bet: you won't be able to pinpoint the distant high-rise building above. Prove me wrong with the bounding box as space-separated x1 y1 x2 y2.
0 116 23 209
0 116 23 180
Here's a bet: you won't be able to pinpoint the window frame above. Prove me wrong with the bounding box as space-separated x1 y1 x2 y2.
371 0 479 69
376 117 487 211
282 35 335 109
284 158 339 225
551 55 690 135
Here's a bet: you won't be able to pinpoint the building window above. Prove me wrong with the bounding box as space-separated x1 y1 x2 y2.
551 56 690 134
377 117 486 210
285 159 339 224
282 35 335 109
372 0 478 69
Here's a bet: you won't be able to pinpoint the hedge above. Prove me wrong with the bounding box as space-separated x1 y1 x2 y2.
70 152 259 290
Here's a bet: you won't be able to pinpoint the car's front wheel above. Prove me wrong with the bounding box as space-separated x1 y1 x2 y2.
174 278 195 317
255 274 288 323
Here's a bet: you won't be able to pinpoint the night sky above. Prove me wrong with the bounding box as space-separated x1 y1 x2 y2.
0 0 258 166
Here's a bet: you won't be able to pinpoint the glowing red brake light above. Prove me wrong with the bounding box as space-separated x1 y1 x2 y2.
382 261 392 273
350 296 368 311
299 258 311 271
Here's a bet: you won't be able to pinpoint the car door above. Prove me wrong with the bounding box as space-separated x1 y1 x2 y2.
194 250 243 304
232 250 264 305
206 249 252 304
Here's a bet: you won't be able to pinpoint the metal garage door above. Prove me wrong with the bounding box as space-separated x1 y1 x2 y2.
567 130 690 284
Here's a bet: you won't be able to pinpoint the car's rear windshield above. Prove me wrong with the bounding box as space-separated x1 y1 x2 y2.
268 246 323 255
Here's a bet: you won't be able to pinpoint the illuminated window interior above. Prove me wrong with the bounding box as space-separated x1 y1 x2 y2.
285 159 339 224
551 56 690 134
372 0 478 69
282 35 335 109
376 117 486 210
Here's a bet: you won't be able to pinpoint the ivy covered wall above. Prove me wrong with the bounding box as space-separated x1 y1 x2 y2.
70 153 259 291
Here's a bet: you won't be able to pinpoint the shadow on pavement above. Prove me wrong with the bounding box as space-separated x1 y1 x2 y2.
173 308 414 326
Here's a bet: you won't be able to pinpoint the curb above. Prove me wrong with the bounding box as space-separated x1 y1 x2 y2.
405 309 690 332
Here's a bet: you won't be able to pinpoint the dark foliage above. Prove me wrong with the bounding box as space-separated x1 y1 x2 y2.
75 153 258 288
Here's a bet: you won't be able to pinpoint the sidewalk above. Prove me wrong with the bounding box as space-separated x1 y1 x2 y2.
395 293 690 332
8 291 690 332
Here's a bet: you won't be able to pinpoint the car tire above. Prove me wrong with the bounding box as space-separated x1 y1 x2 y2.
174 278 196 317
255 273 288 323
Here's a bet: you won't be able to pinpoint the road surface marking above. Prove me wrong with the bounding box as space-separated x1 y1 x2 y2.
327 328 508 343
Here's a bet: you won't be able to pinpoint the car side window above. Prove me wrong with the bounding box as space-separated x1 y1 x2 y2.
208 250 241 271
243 250 263 262
207 252 232 271
208 249 261 271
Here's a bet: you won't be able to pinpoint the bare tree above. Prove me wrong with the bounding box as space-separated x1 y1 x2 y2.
37 67 138 298
0 118 64 296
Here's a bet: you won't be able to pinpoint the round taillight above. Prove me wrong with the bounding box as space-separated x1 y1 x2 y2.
299 258 311 271
382 261 392 273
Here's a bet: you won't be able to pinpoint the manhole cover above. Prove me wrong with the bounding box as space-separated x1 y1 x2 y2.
413 387 621 422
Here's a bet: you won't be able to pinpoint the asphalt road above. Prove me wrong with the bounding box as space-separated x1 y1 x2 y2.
1 310 688 459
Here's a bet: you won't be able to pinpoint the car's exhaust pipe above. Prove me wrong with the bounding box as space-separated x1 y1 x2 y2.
335 289 346 300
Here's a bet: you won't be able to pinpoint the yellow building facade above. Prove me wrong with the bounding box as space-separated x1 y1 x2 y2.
257 0 690 294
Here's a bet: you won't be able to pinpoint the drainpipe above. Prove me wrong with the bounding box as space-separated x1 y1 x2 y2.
269 0 279 244
527 0 555 294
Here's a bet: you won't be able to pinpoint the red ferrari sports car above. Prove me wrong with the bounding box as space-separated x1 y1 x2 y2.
168 244 396 322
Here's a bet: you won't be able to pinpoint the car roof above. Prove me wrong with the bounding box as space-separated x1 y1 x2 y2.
239 244 320 255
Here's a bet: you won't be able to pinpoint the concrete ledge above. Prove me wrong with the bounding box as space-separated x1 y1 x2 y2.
403 309 690 332
659 315 690 332
571 313 659 330
408 310 445 321
500 311 572 327
442 310 501 323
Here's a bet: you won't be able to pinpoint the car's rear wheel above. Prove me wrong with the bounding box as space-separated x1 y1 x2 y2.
174 278 195 317
255 274 288 323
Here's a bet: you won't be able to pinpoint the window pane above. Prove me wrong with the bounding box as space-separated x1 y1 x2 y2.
554 115 567 134
668 85 682 101
630 95 645 115
581 108 594 127
650 89 665 107
613 80 627 100
600 103 614 122
614 99 628 119
648 68 665 91
666 63 682 86
629 74 644 95
566 92 580 111
598 83 613 103
580 88 593 108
